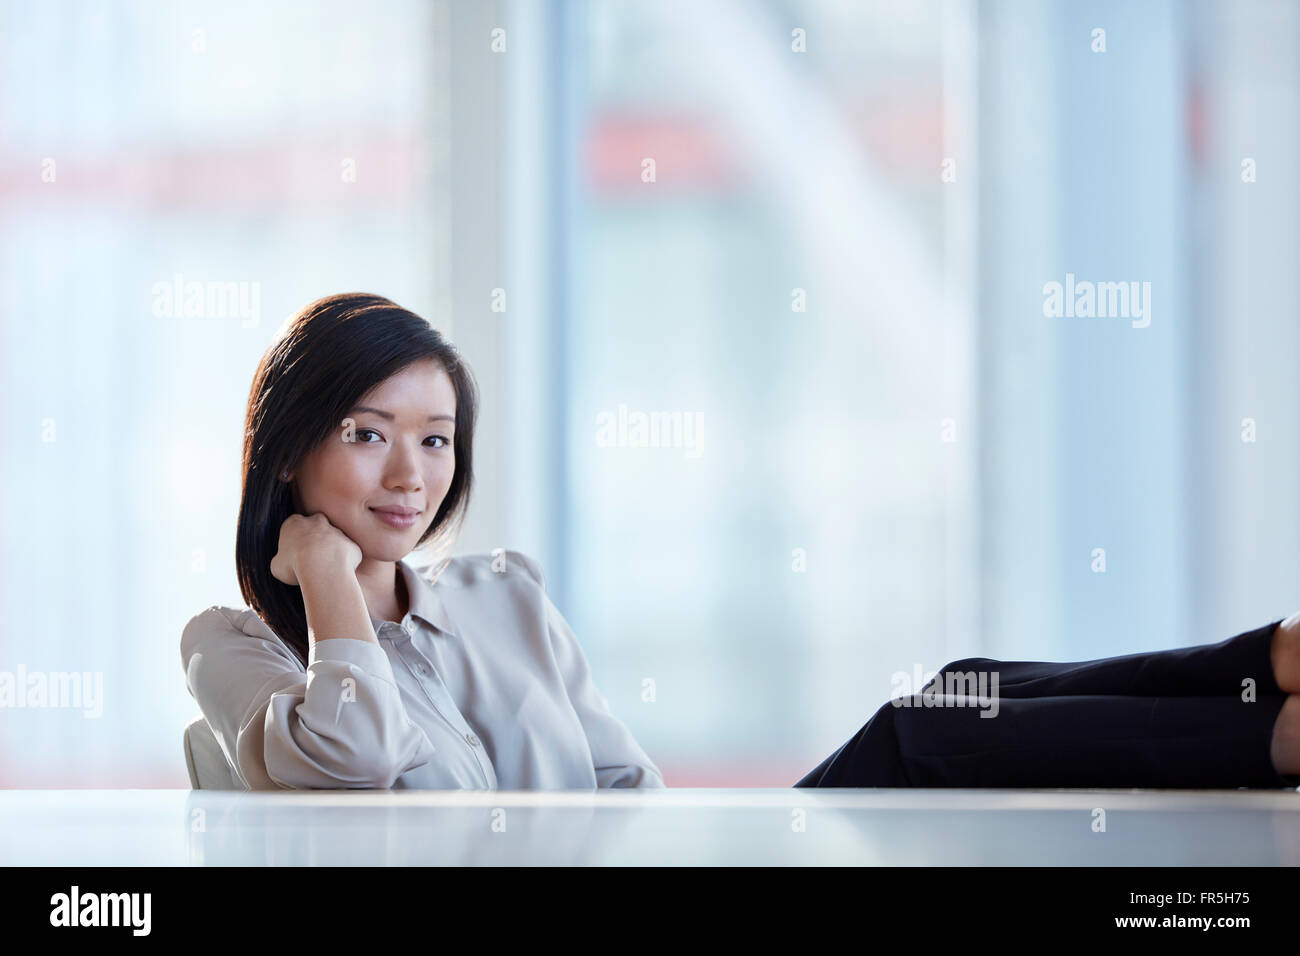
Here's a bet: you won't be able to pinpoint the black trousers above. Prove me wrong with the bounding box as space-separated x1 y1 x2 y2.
793 618 1300 789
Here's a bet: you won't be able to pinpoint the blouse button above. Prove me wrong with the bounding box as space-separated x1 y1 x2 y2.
465 732 480 747
417 663 430 675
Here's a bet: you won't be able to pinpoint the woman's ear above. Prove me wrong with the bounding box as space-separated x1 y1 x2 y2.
279 467 302 512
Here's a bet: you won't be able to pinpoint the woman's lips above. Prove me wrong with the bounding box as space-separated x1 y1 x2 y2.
370 507 420 529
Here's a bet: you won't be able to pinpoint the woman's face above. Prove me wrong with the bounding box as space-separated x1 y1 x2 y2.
287 358 458 561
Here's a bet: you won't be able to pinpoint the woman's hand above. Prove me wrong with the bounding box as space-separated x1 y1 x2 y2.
270 512 363 587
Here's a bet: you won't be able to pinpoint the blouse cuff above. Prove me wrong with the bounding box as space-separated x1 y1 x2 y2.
308 637 400 687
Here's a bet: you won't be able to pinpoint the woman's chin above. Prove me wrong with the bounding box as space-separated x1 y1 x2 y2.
356 536 411 563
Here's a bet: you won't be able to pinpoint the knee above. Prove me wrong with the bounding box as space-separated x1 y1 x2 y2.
920 658 990 695
938 656 993 674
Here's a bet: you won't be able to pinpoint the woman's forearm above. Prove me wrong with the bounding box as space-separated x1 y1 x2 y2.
297 555 378 647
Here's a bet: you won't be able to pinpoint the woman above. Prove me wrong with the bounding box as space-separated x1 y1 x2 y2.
181 292 664 790
182 292 1300 791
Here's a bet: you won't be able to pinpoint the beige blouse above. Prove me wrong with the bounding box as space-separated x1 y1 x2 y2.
180 549 666 790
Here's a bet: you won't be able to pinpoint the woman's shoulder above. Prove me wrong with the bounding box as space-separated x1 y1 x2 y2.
416 549 547 591
184 603 268 634
181 604 286 659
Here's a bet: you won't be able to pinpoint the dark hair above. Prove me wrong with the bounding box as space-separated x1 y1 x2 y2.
234 292 478 666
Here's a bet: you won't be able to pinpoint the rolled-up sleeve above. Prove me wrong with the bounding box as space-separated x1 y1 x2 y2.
514 555 666 789
181 607 438 790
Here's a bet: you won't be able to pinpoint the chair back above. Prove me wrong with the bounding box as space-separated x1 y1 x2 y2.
184 715 240 790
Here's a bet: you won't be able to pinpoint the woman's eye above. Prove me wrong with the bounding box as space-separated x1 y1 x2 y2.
354 428 448 448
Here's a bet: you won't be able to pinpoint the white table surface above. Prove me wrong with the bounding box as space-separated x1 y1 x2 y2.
1 788 1297 865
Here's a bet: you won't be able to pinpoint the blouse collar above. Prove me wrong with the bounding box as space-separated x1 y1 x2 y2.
368 556 460 638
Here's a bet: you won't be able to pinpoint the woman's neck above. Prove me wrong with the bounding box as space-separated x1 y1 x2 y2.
355 559 407 623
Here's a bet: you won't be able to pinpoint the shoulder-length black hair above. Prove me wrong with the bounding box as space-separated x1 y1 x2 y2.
234 292 478 667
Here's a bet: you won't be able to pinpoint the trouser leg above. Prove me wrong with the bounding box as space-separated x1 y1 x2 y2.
793 700 912 787
793 618 1298 788
897 692 1296 788
797 692 1296 788
929 618 1286 699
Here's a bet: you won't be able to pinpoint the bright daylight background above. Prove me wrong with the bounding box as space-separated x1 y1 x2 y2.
2 0 1298 786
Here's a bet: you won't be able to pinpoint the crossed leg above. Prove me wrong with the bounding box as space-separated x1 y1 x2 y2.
795 616 1300 787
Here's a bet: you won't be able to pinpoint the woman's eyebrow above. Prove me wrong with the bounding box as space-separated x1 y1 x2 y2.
350 404 455 424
